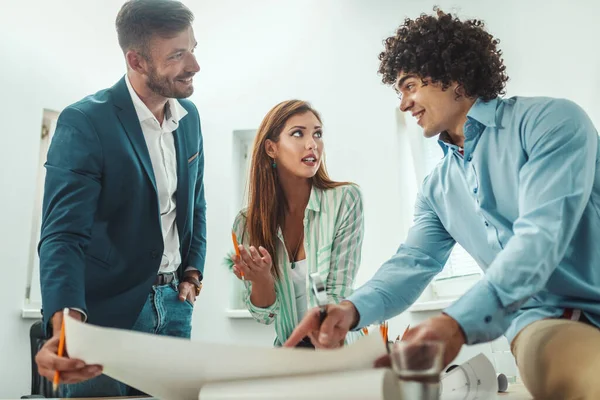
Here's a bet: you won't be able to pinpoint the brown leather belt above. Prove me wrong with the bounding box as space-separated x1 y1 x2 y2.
562 308 592 325
154 272 176 286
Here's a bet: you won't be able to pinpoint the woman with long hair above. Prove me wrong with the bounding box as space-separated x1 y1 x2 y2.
231 99 364 347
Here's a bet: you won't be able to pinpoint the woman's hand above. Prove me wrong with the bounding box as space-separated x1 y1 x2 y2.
232 245 273 284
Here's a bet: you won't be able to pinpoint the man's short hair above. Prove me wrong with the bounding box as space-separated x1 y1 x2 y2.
116 0 194 59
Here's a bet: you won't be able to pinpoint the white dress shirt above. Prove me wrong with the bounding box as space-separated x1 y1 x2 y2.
125 76 188 274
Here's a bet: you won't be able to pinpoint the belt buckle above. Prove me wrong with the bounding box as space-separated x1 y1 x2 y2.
156 272 175 286
563 308 581 321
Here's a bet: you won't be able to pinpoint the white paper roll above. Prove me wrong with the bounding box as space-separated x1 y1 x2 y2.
440 354 498 400
199 368 400 400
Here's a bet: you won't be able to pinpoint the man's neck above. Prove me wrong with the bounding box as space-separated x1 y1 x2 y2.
444 98 477 148
445 118 467 148
127 71 169 123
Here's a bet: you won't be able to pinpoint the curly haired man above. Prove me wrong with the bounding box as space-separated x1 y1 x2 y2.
286 8 600 399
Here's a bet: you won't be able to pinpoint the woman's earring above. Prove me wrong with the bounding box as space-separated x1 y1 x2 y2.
271 159 277 168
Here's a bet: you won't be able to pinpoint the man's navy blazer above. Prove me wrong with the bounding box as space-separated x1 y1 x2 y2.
38 76 207 334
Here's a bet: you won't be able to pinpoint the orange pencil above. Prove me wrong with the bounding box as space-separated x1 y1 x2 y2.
53 315 66 393
379 321 389 343
231 231 245 280
401 324 410 340
385 321 389 342
362 327 369 335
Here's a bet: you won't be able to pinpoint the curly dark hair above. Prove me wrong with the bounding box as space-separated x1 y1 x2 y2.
378 7 509 101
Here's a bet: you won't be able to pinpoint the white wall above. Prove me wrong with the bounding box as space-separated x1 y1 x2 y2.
1 0 598 397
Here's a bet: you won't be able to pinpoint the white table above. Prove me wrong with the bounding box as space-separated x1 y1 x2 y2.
499 383 532 399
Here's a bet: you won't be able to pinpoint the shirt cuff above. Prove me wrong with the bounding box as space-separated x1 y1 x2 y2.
184 266 202 280
70 307 88 323
245 294 278 315
346 286 386 330
443 279 508 345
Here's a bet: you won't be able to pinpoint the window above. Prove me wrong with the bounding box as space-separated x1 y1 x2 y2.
226 129 257 317
23 109 60 318
401 109 482 300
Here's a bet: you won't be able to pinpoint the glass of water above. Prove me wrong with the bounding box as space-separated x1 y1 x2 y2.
390 340 445 400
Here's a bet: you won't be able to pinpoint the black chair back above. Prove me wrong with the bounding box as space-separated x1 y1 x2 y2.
24 320 52 398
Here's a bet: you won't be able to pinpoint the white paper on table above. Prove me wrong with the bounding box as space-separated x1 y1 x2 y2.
64 315 388 400
199 368 399 400
440 353 498 400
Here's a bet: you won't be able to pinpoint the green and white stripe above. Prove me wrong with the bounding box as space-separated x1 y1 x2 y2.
232 184 365 346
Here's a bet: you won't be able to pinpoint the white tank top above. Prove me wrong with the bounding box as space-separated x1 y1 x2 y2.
290 259 308 321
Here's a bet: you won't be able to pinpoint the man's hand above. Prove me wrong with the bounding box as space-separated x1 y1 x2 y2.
179 270 202 305
36 335 103 384
283 301 359 348
36 309 102 384
403 314 466 366
374 314 467 369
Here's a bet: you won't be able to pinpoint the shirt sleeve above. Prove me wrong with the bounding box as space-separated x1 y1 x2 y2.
444 99 598 344
347 189 455 328
185 106 207 275
327 184 365 304
232 211 279 325
38 107 103 333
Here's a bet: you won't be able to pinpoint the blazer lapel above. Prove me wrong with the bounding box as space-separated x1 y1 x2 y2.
112 77 158 193
174 117 190 236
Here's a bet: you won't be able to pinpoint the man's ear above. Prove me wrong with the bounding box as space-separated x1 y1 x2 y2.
453 83 467 99
126 50 148 75
265 139 277 158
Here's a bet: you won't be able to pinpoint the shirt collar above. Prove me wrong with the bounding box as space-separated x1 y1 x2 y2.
437 97 499 155
125 74 188 126
306 185 322 213
466 97 498 128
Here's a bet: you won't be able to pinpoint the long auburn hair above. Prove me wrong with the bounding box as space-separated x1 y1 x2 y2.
246 100 349 279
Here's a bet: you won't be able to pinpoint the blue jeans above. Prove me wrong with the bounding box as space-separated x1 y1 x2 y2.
62 279 194 397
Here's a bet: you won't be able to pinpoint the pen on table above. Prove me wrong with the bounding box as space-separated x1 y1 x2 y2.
231 231 245 281
53 308 68 394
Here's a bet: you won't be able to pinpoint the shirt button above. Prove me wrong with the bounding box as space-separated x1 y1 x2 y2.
468 155 473 162
484 315 492 323
473 188 478 194
484 221 489 227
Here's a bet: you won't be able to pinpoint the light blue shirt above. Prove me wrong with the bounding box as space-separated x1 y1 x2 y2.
348 96 600 345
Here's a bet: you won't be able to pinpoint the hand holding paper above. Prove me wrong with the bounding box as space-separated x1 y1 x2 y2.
63 314 389 400
35 309 102 386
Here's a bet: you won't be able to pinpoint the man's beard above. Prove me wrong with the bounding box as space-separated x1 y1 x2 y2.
146 64 194 99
